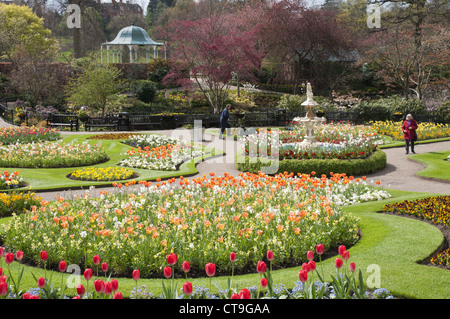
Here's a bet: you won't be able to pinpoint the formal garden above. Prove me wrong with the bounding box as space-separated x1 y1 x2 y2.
0 0 449 306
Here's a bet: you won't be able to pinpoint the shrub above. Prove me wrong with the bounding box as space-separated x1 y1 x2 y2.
129 80 157 103
434 100 450 124
236 149 387 176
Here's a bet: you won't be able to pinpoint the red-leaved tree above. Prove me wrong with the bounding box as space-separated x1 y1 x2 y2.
158 9 264 114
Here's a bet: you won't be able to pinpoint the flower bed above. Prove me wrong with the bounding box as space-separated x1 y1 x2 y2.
87 133 139 140
0 172 390 278
119 134 204 171
370 121 450 141
0 141 109 168
69 167 136 182
0 127 60 145
383 196 450 268
0 191 42 218
0 170 24 189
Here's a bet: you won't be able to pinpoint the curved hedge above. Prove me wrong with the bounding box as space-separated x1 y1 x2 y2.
236 149 387 176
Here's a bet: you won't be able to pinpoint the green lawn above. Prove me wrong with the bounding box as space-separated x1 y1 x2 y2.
1 188 448 299
0 133 223 192
408 150 450 182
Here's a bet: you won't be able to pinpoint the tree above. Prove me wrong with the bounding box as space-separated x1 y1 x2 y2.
0 3 59 65
65 60 123 116
259 0 358 93
159 8 264 113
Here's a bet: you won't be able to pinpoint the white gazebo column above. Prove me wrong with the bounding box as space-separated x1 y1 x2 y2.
101 45 103 63
128 45 132 63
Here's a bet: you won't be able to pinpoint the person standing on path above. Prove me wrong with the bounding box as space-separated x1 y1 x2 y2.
402 113 418 154
219 104 232 139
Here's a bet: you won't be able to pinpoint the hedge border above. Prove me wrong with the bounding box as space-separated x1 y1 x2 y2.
236 148 387 176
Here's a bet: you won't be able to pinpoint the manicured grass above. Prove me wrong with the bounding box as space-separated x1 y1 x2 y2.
0 133 223 192
1 188 448 299
408 150 450 182
378 137 450 149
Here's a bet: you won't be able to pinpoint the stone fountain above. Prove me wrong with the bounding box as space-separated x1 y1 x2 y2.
292 82 326 146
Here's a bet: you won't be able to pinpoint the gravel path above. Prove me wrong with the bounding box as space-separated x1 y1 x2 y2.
10 129 450 200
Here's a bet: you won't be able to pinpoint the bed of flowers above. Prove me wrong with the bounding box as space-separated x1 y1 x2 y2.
0 127 61 145
86 133 140 140
0 141 109 168
0 171 390 280
383 195 450 268
119 134 205 171
0 245 394 299
0 170 24 190
0 191 42 218
242 123 389 160
68 167 136 182
370 121 450 141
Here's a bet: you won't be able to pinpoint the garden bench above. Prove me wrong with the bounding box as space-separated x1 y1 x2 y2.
84 117 118 131
47 114 79 131
129 115 163 130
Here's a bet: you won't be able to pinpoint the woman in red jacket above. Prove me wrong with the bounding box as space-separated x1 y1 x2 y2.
402 114 418 154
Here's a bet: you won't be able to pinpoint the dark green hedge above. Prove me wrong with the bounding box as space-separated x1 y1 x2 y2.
236 149 387 176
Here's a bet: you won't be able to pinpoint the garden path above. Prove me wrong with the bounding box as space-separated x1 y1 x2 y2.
33 130 450 201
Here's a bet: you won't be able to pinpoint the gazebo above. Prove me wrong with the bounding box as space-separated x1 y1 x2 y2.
101 21 165 63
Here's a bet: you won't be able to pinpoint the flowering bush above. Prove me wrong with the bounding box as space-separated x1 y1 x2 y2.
242 124 388 160
119 134 204 171
370 121 450 141
0 127 60 145
0 191 42 218
69 167 136 182
0 141 109 168
0 172 390 277
0 171 24 189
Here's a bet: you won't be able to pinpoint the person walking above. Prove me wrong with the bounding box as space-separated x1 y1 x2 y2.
402 113 418 154
219 104 232 139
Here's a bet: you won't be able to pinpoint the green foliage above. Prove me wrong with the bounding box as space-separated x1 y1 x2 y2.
148 58 172 87
236 149 387 176
129 80 157 103
65 61 123 115
277 94 305 112
434 100 450 124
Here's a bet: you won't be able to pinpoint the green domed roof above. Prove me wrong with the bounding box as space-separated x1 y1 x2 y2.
105 22 163 46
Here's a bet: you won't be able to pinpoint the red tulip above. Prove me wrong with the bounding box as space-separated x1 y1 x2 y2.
4 253 13 265
22 292 31 299
40 251 48 261
302 262 310 273
113 291 123 299
15 251 24 261
0 281 8 296
266 250 274 261
256 261 267 274
0 247 4 258
30 295 40 299
84 268 93 281
307 250 314 261
182 282 193 296
0 276 6 283
338 245 346 257
230 252 237 262
104 281 113 295
349 262 356 272
261 277 268 288
111 279 119 291
37 277 45 289
76 284 85 296
0 269 3 277
299 269 308 283
239 288 251 299
182 261 190 273
316 244 324 255
308 260 316 272
93 255 101 265
132 269 140 281
230 293 240 299
72 295 81 299
101 262 109 272
94 279 104 293
166 253 177 265
59 260 67 272
205 263 216 277
163 266 172 279
335 257 343 269
342 250 350 261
